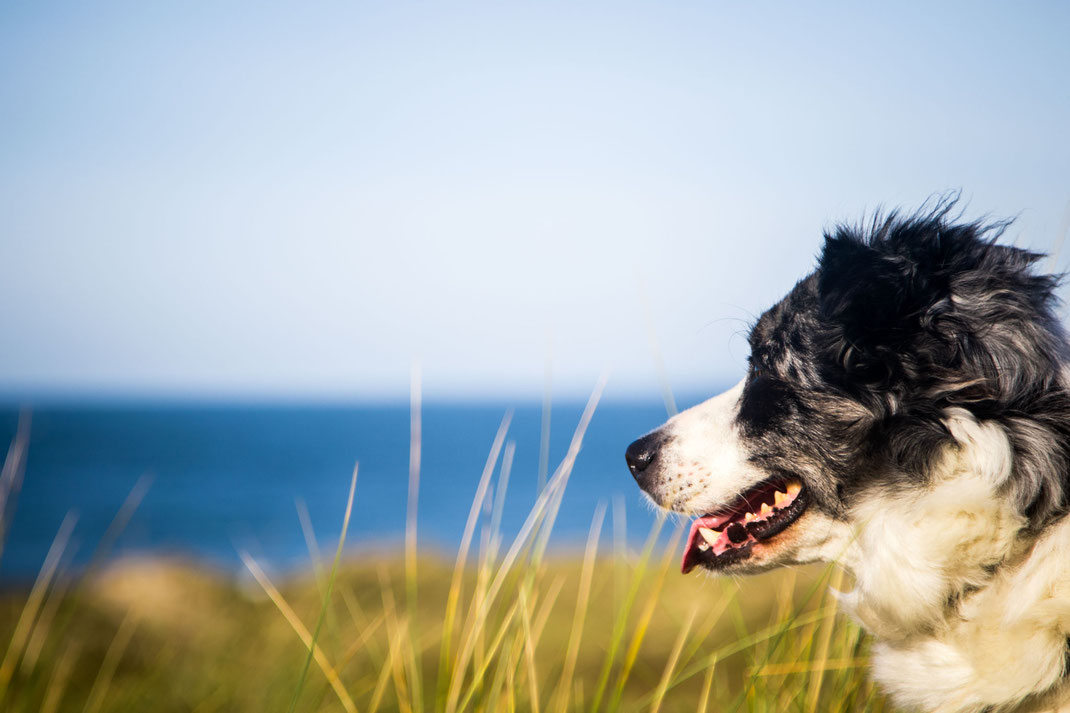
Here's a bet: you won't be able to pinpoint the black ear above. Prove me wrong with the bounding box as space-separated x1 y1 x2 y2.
817 205 1061 401
817 232 936 356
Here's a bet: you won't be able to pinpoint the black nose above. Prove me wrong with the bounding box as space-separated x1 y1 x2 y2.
625 432 663 481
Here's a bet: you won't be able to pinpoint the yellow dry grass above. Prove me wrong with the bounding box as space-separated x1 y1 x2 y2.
0 388 890 712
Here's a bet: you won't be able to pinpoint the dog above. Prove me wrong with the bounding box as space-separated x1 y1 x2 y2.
626 198 1070 713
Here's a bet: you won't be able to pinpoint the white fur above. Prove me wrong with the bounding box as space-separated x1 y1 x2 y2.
840 411 1070 713
654 379 767 514
839 411 1023 638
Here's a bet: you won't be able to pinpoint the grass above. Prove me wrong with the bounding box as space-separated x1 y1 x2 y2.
0 388 890 712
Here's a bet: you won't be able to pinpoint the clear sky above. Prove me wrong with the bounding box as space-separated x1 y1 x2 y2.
1 1 1068 401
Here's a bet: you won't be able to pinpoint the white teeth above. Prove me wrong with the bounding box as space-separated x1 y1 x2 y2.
697 541 710 552
698 527 721 546
787 482 801 496
760 502 773 517
744 512 756 523
773 490 789 508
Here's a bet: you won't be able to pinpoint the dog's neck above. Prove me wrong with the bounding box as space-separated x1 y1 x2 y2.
837 412 1026 641
832 412 1070 713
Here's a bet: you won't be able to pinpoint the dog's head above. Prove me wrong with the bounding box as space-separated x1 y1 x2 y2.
628 199 1070 576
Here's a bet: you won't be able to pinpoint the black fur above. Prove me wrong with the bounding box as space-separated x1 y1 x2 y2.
736 196 1070 527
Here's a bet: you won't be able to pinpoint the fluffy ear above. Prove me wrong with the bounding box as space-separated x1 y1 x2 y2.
817 232 935 356
818 208 1062 402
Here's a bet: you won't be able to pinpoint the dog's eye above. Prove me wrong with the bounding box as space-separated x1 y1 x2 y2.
747 355 766 381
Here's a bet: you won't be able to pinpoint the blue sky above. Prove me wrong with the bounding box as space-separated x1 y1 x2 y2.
1 1 1068 400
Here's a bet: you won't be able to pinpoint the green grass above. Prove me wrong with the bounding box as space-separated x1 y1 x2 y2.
0 551 887 712
0 393 890 712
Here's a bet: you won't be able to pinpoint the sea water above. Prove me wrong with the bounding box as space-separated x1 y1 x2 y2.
0 395 713 580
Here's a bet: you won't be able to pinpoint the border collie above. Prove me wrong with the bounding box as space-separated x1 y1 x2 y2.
626 198 1070 713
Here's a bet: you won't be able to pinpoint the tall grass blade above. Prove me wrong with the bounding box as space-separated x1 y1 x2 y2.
0 410 31 563
455 601 519 712
488 439 516 564
589 510 666 713
805 566 845 710
436 411 512 706
82 610 137 713
650 603 698 713
239 551 357 713
0 510 77 700
295 497 325 588
530 373 608 568
287 461 359 713
40 640 80 713
445 377 604 713
552 503 605 713
87 473 153 574
538 342 552 493
607 524 684 713
695 664 715 713
22 476 153 687
516 587 541 713
407 364 423 712
377 568 414 713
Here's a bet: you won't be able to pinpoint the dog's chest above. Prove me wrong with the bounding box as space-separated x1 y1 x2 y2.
836 447 1070 713
867 611 1070 713
852 515 1070 713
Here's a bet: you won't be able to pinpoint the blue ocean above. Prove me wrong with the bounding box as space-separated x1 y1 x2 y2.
0 395 710 580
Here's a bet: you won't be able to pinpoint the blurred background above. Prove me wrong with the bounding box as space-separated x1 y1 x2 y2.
1 0 1068 577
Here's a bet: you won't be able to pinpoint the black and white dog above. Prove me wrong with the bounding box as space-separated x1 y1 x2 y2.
626 199 1070 713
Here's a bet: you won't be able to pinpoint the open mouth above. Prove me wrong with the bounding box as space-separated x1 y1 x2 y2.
681 476 809 573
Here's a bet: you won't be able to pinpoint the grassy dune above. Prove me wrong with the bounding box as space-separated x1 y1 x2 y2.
0 540 887 712
0 395 889 712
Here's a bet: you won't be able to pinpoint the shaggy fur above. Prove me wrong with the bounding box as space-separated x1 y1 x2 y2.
626 198 1070 713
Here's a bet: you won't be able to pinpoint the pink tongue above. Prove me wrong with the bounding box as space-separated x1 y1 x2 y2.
681 513 736 573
